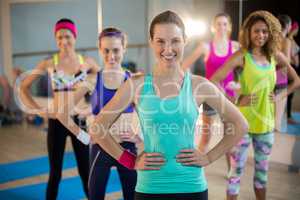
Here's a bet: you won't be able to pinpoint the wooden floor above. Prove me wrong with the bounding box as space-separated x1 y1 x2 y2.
1 89 300 199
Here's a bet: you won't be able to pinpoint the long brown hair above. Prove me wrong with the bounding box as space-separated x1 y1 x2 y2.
239 10 282 61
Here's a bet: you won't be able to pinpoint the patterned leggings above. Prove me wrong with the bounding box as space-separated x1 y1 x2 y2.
227 132 274 195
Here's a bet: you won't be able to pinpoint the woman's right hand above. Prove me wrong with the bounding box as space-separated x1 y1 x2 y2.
135 152 165 170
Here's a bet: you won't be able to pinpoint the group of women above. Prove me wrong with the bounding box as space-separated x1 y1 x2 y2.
18 9 300 200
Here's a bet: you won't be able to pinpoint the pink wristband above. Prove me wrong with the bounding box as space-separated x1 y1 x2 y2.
118 150 136 169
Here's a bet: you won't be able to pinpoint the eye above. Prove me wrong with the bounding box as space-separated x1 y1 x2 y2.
172 38 181 44
104 49 109 54
262 29 269 34
156 39 165 44
113 48 120 54
254 29 260 34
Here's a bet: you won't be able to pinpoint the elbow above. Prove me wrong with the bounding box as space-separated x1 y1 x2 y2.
233 115 248 140
238 117 249 137
20 82 29 93
296 78 300 89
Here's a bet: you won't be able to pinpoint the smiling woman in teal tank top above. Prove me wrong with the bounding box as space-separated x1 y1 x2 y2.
89 10 249 200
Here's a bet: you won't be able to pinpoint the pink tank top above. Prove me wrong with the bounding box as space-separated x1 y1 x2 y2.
205 41 235 97
276 66 288 86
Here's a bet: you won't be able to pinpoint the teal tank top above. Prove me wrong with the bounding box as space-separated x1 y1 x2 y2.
136 72 207 194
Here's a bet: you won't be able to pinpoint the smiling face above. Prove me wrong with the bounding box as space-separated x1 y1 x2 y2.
250 20 270 49
99 36 125 69
150 23 185 68
212 15 231 37
55 29 76 51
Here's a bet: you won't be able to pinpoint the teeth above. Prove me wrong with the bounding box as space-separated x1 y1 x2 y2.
163 55 175 60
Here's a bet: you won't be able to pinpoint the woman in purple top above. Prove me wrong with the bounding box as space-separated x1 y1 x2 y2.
183 13 239 174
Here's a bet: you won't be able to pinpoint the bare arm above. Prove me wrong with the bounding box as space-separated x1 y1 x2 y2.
176 77 248 167
182 41 208 71
194 77 248 164
19 60 49 115
89 76 141 160
290 41 299 66
281 38 292 62
55 57 99 141
291 54 299 67
84 56 100 73
211 50 244 84
275 51 300 97
55 74 97 138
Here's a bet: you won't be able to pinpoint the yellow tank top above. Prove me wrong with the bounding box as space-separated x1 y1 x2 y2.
238 51 276 134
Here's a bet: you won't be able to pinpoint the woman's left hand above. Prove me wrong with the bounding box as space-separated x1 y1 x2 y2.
176 149 210 167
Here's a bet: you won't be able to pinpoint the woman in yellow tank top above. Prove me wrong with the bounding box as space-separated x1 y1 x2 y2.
211 11 300 200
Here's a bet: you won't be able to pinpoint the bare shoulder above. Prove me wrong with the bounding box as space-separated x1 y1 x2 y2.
37 58 53 71
83 56 100 72
232 49 244 58
230 49 245 66
191 74 215 93
83 56 97 64
274 50 285 61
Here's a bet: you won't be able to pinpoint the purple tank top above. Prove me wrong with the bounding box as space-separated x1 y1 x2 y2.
205 41 235 97
90 70 133 115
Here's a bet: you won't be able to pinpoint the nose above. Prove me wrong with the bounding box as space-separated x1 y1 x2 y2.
258 31 264 38
164 42 172 53
108 52 115 60
61 38 68 45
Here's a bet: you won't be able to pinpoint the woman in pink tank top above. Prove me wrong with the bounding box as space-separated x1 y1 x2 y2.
183 13 239 175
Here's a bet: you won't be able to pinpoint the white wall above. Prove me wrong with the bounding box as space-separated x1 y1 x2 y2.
101 0 148 70
11 0 98 71
11 0 149 72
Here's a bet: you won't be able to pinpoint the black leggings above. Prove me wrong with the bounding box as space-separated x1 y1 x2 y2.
89 142 137 200
46 118 89 200
134 190 208 200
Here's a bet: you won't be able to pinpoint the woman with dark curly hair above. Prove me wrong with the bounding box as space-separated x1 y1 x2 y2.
211 10 300 200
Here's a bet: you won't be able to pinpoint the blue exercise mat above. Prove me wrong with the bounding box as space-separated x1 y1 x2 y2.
0 152 76 184
0 170 122 200
282 112 300 136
